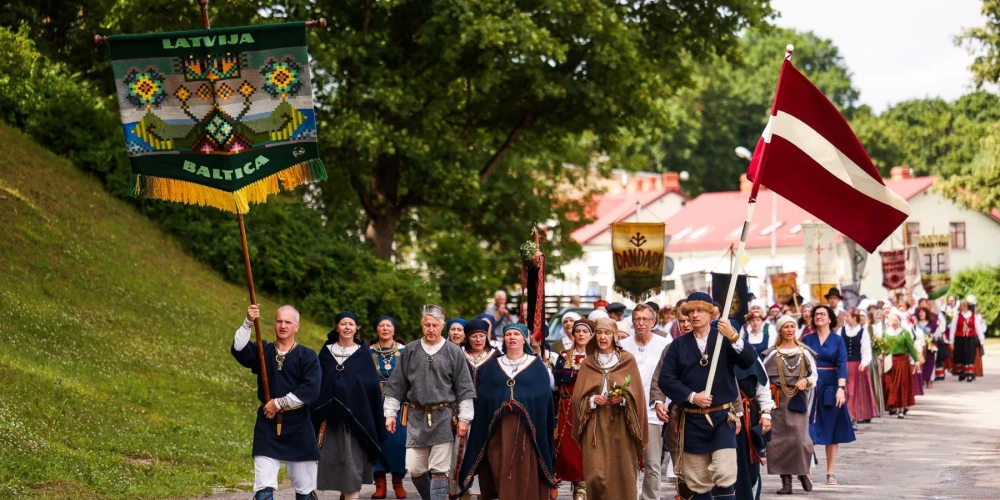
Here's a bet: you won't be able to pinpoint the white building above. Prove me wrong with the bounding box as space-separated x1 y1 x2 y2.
552 168 1000 307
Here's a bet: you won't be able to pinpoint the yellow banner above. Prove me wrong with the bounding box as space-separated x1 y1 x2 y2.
769 271 799 305
811 284 837 305
611 222 666 302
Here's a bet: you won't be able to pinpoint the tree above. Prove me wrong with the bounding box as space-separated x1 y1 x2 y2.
303 0 773 258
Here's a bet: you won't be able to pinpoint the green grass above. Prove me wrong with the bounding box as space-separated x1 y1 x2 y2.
0 124 327 499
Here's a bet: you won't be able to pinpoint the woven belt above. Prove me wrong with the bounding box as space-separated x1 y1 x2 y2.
682 402 733 415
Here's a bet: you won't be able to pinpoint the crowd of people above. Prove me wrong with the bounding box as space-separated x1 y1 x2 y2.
228 287 988 500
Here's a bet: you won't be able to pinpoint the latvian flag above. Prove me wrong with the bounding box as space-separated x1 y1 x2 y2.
747 54 911 253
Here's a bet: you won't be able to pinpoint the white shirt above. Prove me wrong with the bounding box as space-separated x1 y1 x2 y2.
234 320 304 409
949 311 988 343
620 333 671 425
744 324 776 351
840 325 873 368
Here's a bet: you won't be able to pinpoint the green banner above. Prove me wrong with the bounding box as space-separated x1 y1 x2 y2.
108 22 325 212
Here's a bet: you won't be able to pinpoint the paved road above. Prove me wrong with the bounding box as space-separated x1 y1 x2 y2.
191 352 1000 500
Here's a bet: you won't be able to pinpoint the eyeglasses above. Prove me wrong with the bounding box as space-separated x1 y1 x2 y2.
633 317 654 323
814 312 829 317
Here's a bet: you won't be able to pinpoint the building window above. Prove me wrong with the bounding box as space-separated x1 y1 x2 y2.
950 222 966 249
904 222 920 246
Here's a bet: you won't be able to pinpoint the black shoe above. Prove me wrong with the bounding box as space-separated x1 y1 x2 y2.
902 408 909 416
295 492 318 500
254 489 275 500
861 419 872 424
959 374 967 381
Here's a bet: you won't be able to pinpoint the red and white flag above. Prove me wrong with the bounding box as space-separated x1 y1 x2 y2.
747 56 910 253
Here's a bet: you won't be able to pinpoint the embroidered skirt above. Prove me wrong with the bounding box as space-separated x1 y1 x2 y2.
846 361 878 421
884 354 915 410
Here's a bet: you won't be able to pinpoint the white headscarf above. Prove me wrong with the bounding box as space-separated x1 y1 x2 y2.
562 311 582 322
588 309 609 321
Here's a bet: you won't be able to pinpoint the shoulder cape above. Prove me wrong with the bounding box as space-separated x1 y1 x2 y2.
458 357 556 491
311 343 388 468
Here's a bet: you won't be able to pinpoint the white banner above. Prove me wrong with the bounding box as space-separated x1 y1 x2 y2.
802 222 839 284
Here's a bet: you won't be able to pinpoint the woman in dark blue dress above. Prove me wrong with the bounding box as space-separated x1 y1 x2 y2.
800 305 856 486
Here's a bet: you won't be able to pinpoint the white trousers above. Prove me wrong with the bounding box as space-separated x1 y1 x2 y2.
405 441 454 476
253 456 317 494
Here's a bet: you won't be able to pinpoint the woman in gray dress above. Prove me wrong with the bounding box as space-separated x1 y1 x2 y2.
312 312 387 500
762 315 818 495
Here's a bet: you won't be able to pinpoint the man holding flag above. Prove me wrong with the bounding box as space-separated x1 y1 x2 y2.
658 292 757 499
665 42 913 498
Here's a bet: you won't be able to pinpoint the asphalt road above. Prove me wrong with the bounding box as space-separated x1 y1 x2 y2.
190 351 1000 500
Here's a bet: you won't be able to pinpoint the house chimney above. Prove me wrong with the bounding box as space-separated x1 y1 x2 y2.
739 173 753 193
890 166 912 180
662 172 680 189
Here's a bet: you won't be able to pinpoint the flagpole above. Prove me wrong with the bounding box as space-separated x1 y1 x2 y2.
704 45 794 410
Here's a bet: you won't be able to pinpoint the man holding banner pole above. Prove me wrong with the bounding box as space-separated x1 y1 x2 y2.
657 292 756 499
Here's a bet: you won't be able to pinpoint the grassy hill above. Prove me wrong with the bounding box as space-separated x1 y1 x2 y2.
0 124 328 499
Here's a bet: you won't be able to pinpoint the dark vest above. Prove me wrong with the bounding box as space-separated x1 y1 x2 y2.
842 326 863 362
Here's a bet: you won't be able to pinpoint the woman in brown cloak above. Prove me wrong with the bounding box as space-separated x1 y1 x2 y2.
571 318 647 500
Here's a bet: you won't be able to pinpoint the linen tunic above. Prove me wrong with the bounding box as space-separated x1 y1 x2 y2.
383 340 476 447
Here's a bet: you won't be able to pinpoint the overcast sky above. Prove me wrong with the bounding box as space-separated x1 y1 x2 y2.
770 0 987 113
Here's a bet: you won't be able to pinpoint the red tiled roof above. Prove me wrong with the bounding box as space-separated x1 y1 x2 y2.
571 188 683 244
664 177 936 252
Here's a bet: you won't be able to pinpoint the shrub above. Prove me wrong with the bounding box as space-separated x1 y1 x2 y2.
949 265 1000 336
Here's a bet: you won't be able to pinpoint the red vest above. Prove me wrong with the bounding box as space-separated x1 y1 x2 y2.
956 315 977 338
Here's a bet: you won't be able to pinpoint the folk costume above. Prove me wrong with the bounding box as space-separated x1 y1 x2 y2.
383 306 476 500
840 324 878 422
733 359 775 500
620 323 671 500
881 320 920 416
657 293 757 500
950 301 987 382
761 336 817 491
552 319 593 498
572 318 648 500
370 316 409 499
458 324 556 500
800 332 856 446
909 328 926 397
312 313 388 497
231 318 322 500
916 315 943 388
448 319 497 499
744 323 774 360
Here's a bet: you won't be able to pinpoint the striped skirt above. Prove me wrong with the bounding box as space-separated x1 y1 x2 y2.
884 354 915 410
846 361 878 421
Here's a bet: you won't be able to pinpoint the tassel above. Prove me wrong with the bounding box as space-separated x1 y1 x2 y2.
131 159 327 213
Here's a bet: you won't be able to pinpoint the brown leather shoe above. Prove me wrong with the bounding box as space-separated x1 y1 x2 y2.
799 474 813 492
777 475 793 494
373 471 387 499
391 474 407 499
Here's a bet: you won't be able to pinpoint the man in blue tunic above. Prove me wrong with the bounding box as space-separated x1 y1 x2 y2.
658 292 757 499
233 304 322 500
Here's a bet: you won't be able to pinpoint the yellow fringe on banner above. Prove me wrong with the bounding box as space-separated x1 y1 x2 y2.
131 159 326 214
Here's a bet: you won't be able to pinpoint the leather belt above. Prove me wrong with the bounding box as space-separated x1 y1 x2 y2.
682 402 733 415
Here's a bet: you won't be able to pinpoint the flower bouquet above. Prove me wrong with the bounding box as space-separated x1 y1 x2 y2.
871 335 888 357
608 375 632 397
